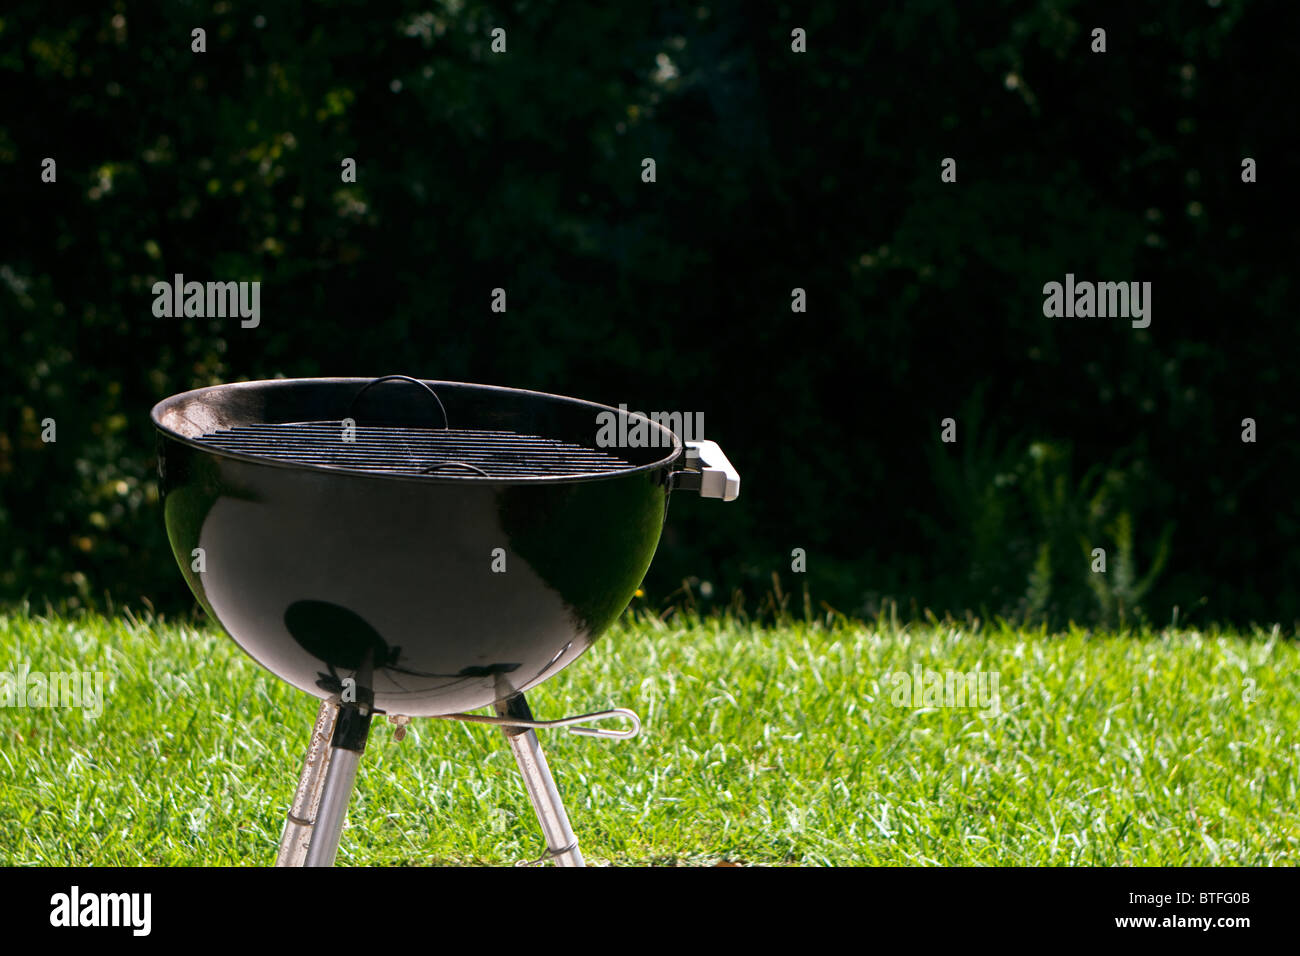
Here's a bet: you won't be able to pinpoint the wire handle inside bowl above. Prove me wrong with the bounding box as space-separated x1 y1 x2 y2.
345 374 449 429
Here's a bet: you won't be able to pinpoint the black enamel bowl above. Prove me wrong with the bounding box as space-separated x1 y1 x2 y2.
151 377 686 716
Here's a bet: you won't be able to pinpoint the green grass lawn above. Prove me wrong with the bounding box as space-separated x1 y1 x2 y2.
0 608 1296 865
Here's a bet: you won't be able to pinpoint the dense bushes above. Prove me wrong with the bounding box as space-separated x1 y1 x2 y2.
2 1 1297 625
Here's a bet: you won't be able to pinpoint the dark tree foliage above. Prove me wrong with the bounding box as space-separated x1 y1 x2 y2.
1 1 1297 626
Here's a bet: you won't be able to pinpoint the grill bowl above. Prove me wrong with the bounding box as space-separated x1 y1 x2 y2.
152 378 681 716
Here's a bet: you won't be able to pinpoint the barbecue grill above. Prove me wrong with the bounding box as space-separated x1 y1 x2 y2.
151 375 739 866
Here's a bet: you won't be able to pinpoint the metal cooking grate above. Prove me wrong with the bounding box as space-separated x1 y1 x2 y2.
194 421 634 478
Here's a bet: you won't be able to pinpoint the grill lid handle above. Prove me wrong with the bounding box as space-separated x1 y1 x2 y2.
680 440 740 501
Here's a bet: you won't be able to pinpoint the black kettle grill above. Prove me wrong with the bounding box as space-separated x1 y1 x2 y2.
151 375 739 866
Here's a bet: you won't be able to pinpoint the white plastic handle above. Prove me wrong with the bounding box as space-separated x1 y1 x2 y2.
685 440 740 501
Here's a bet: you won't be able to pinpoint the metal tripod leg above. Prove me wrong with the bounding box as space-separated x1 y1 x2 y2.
275 698 339 867
300 702 374 867
496 693 585 867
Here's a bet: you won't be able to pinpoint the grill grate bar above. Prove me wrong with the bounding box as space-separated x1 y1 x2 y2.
197 441 621 463
194 421 635 479
199 435 618 454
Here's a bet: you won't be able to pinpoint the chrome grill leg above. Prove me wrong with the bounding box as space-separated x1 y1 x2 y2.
302 703 373 867
275 698 339 867
496 693 585 867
